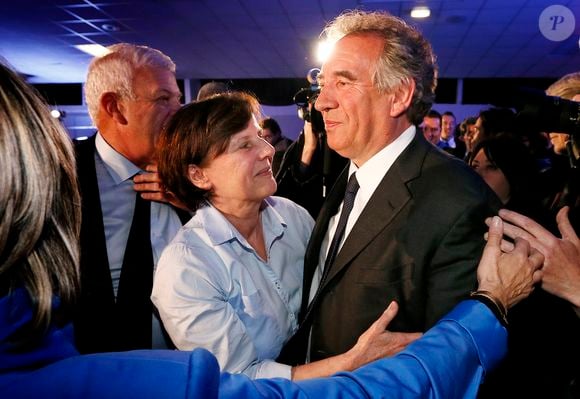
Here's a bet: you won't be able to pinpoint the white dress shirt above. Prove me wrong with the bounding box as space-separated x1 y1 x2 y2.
152 196 314 379
309 126 416 302
94 132 183 348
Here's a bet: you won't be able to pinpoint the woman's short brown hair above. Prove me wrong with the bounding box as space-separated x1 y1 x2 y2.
157 91 261 211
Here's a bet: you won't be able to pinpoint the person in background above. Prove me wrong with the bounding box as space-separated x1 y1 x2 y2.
467 107 516 162
421 109 442 145
469 135 545 220
75 43 189 353
0 57 545 399
260 117 293 175
279 9 501 367
152 91 419 380
438 111 455 148
496 207 580 315
275 102 348 218
196 80 230 101
542 72 580 231
471 135 579 399
484 206 580 398
439 111 466 158
460 116 478 160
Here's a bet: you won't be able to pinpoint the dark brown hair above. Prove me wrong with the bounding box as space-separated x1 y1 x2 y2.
157 91 261 211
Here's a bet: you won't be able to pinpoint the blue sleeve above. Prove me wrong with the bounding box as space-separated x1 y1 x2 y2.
1 301 506 399
217 300 507 399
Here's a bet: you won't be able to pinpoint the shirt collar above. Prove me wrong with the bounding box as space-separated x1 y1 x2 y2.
348 125 416 198
95 132 141 184
200 199 286 248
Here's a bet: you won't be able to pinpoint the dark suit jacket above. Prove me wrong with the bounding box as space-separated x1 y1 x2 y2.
73 135 120 353
73 135 187 353
279 132 501 364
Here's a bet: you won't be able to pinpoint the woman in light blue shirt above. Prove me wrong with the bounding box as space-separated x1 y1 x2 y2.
152 92 419 380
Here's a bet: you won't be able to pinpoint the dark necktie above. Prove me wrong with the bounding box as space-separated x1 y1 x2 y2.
116 191 153 350
276 173 359 365
319 172 360 284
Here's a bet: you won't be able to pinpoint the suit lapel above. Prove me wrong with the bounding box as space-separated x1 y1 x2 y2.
301 166 349 311
320 133 430 291
76 135 115 305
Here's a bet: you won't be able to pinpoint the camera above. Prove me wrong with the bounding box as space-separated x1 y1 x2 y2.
511 88 580 138
293 68 325 133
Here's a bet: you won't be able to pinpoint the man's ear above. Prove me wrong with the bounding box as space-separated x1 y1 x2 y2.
188 165 212 190
101 92 128 125
389 78 415 118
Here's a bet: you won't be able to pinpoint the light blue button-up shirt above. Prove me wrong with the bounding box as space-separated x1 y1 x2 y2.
94 133 183 294
94 132 183 348
152 196 314 379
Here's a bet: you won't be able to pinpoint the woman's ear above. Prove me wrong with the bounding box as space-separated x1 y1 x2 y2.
101 92 128 125
389 78 415 118
188 165 212 190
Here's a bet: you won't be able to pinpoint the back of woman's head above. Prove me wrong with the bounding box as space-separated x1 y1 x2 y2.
157 91 260 211
478 108 516 138
0 62 81 345
472 135 538 201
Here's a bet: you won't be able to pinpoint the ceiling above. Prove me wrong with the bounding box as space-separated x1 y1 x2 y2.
1 0 579 83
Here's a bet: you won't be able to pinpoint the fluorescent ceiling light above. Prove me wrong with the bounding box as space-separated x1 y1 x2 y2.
411 6 431 19
74 44 110 57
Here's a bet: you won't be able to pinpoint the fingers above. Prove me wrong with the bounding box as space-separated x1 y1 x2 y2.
500 239 515 253
532 269 543 285
557 207 579 242
528 246 545 285
511 236 531 258
486 216 503 246
134 172 162 184
139 192 166 202
144 164 158 173
498 209 552 242
372 301 398 331
133 169 166 195
528 246 545 272
480 216 503 263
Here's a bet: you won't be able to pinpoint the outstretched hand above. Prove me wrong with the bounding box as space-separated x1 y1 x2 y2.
133 164 190 211
493 207 580 308
344 301 422 369
477 216 544 309
291 301 421 380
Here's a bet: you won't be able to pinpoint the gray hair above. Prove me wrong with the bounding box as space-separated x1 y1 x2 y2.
321 10 438 125
84 43 176 124
0 62 81 345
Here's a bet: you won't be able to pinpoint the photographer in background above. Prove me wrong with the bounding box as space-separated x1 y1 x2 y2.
259 117 292 176
274 74 347 218
543 72 580 232
478 72 580 399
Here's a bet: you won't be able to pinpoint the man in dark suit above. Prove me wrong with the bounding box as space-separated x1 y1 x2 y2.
74 43 188 353
279 10 500 364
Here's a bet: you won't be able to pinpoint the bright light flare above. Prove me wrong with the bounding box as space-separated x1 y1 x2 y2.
410 6 431 19
316 40 334 64
74 44 111 57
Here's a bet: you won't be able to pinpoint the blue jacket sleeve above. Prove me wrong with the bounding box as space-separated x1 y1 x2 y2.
0 300 505 399
218 300 507 399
